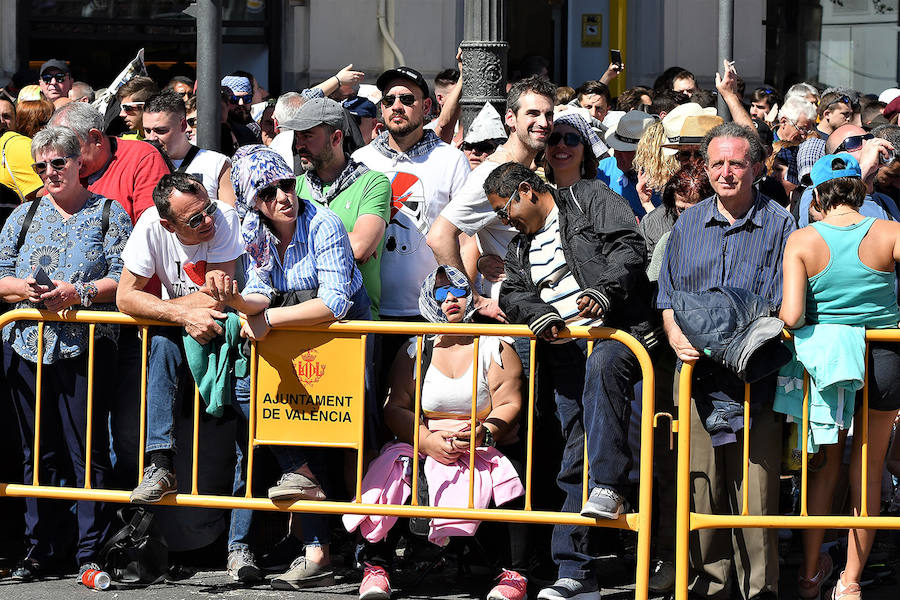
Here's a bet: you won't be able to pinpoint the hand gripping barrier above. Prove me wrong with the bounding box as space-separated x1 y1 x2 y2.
0 308 659 599
673 329 900 600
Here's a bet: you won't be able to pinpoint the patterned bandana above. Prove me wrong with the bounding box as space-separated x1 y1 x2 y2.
371 129 443 160
221 75 252 95
553 112 609 160
230 145 295 276
418 265 477 324
303 156 370 208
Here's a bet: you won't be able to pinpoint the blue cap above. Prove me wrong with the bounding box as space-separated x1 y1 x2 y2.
810 152 862 188
343 96 377 119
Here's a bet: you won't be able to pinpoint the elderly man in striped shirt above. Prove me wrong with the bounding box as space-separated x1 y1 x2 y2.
657 122 796 600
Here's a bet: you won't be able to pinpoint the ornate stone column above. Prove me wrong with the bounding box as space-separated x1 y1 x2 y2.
460 0 508 132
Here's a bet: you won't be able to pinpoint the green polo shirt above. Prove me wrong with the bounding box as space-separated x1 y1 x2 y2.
297 169 391 319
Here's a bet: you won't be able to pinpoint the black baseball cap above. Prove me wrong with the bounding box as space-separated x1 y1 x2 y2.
40 59 70 76
376 66 430 99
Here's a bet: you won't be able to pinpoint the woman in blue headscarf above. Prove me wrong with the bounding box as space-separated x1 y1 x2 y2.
346 265 530 600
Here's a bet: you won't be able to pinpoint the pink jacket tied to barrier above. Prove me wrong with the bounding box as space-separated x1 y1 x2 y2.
342 441 525 546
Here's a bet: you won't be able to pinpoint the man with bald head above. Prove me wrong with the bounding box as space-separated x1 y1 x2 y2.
796 123 897 226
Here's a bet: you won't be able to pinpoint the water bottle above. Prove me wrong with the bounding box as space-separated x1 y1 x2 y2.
81 568 111 590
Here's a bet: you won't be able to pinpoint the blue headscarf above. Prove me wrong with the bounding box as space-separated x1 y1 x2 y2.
553 111 609 160
418 265 477 324
230 145 295 276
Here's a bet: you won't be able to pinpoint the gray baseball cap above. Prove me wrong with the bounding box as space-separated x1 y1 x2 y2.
279 97 347 132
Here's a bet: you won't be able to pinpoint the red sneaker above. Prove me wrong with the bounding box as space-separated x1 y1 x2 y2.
359 563 391 600
487 569 528 600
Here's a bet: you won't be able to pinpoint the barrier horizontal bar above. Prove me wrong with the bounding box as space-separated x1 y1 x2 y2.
252 439 361 449
0 483 639 529
691 513 900 530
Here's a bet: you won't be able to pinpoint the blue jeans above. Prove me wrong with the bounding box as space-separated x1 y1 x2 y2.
539 339 641 580
228 375 330 551
144 327 186 453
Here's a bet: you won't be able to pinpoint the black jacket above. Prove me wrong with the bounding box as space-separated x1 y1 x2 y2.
499 179 661 348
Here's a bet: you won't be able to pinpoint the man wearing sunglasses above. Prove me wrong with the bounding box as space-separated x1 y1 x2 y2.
427 76 556 322
816 91 856 141
38 59 72 103
795 124 899 227
117 173 243 504
117 76 158 141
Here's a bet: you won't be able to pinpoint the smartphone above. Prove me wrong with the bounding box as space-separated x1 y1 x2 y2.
610 49 623 69
31 265 56 290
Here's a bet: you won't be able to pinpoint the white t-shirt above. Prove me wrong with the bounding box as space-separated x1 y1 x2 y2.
353 140 470 317
438 157 517 299
121 200 244 299
171 147 229 201
270 131 295 171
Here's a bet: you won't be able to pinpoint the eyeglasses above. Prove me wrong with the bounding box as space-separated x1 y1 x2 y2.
31 155 75 175
186 200 217 229
462 141 497 154
186 117 197 128
836 133 873 153
786 116 813 136
494 183 523 222
381 94 416 108
228 94 250 106
257 178 296 203
40 73 68 84
434 285 470 302
547 131 582 147
676 149 702 162
121 102 144 113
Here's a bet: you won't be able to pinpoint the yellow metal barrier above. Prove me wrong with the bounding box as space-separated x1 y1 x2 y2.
674 330 900 600
0 308 658 599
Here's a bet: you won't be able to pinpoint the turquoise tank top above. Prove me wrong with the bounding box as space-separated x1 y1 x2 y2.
806 217 900 328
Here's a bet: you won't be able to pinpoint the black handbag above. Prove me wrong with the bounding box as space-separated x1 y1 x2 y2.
98 507 169 583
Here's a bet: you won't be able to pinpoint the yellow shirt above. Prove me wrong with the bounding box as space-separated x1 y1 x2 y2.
0 131 43 200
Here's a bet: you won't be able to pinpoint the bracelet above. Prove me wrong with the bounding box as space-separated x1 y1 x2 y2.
264 308 272 328
335 74 342 87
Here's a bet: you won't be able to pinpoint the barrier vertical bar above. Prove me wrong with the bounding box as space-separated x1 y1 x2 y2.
138 326 149 477
674 363 694 600
411 335 423 506
468 336 480 509
191 386 200 495
524 337 536 511
741 383 750 516
356 334 367 502
800 372 810 516
33 322 45 485
246 341 258 498
860 342 870 516
583 339 594 506
84 324 96 490
633 336 656 600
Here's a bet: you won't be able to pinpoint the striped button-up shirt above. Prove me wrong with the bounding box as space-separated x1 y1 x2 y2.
244 201 363 319
657 191 796 310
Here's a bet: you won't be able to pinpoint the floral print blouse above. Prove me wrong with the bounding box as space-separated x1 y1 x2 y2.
0 194 133 364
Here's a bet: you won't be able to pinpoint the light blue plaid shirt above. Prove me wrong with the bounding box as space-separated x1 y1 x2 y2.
243 201 363 318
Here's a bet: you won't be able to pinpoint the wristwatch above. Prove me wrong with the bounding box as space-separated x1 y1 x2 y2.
75 281 99 307
481 426 496 448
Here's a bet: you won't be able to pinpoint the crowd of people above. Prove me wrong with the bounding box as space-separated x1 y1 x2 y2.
1 52 900 600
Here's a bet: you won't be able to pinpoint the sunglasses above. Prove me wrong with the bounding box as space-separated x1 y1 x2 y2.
824 95 857 111
381 94 416 108
462 141 497 154
228 95 250 106
186 200 217 229
186 117 197 128
836 133 873 153
434 285 470 302
547 131 582 147
40 73 68 84
121 102 144 113
495 183 524 222
31 155 75 175
676 149 702 162
257 178 296 203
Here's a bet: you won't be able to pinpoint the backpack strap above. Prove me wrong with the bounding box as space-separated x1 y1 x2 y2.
415 336 435 409
175 145 201 174
15 196 42 252
101 197 113 239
